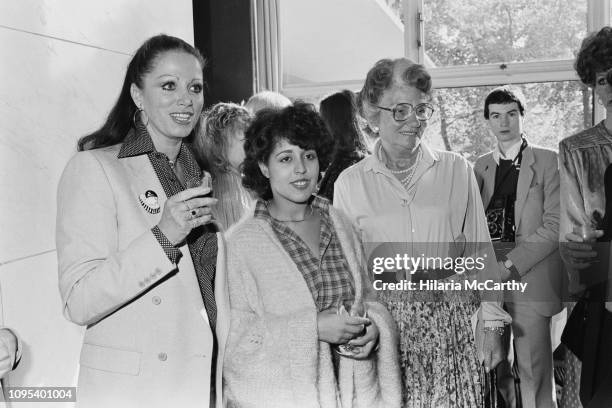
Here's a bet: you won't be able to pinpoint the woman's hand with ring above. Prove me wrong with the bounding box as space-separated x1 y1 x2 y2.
157 185 217 245
316 309 370 344
186 206 213 222
347 320 379 359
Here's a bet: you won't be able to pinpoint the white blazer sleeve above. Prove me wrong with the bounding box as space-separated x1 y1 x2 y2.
56 152 176 326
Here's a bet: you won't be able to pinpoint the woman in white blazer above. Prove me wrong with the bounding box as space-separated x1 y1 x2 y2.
56 35 228 408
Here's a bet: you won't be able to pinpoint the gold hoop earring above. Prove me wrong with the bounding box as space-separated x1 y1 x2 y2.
132 108 149 128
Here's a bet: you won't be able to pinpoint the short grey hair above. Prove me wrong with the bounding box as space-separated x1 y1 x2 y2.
245 91 292 114
360 58 432 124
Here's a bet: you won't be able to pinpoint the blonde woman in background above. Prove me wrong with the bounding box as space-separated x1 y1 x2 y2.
195 103 255 230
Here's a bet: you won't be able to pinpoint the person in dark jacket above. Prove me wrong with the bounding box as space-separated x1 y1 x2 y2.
317 90 368 201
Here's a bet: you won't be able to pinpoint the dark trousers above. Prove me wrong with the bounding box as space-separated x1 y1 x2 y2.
582 307 612 407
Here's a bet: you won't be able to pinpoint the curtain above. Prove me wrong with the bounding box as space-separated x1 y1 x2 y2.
252 0 282 92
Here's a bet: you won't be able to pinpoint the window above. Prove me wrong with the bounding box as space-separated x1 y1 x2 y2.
419 0 586 66
261 0 406 96
279 0 404 86
254 0 608 144
398 0 592 87
425 81 591 162
398 0 596 159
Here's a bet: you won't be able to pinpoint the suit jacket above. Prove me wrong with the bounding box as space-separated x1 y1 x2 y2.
56 145 229 408
474 143 562 316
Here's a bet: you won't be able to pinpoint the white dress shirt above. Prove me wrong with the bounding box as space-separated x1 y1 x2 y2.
492 137 524 165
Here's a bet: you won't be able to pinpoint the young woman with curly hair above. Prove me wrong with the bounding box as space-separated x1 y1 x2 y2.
222 102 401 408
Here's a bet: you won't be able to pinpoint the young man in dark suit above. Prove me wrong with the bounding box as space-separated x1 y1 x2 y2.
474 86 562 408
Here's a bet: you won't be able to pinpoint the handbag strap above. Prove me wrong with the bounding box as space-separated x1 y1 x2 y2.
490 138 528 200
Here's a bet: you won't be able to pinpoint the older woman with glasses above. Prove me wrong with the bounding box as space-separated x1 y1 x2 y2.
334 58 511 407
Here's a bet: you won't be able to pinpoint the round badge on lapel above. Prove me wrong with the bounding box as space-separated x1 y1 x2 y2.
139 190 160 214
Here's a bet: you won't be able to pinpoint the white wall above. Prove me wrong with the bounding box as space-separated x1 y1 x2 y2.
0 2 194 406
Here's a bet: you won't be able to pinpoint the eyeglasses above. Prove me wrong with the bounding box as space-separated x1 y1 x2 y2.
376 103 435 122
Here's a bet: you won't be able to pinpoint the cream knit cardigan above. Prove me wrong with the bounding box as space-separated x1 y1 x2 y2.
222 206 401 408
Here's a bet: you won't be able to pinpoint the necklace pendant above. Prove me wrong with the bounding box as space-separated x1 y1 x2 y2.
267 202 315 223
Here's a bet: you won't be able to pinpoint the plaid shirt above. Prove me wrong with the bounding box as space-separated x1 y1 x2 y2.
117 119 218 330
254 196 354 311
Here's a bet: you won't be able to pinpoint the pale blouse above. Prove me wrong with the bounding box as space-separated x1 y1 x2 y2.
559 120 612 237
334 141 510 323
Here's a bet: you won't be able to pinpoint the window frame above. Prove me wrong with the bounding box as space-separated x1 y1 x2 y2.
404 0 609 126
257 0 610 121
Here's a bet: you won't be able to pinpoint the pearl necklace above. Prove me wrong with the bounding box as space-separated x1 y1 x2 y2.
387 160 419 174
399 149 422 187
379 145 422 187
379 144 420 174
400 164 418 186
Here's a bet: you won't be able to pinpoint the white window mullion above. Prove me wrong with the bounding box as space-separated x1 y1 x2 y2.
402 0 423 63
430 60 577 89
588 0 610 32
252 0 283 93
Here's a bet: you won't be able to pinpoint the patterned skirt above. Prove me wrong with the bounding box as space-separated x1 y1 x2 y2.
380 285 482 408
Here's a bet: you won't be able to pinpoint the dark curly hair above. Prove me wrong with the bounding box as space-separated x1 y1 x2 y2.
575 26 612 87
360 58 432 125
483 86 526 119
242 102 333 200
